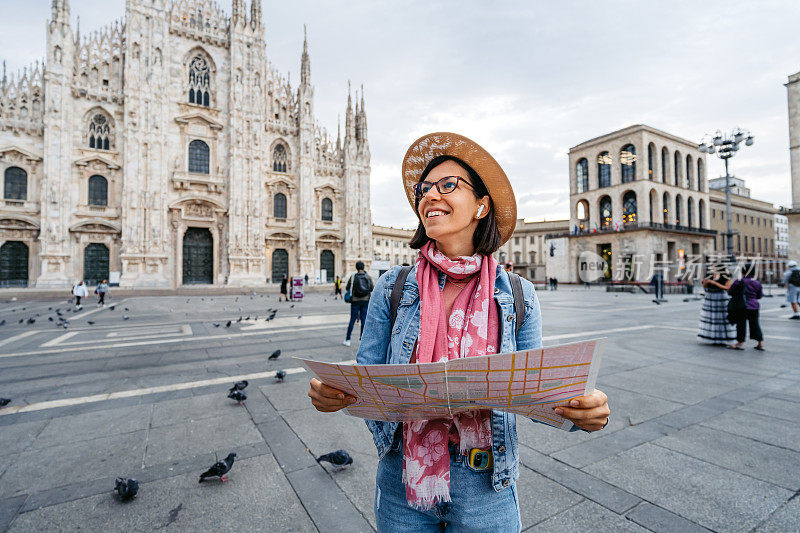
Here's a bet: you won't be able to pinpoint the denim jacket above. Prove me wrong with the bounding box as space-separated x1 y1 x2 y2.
356 264 550 492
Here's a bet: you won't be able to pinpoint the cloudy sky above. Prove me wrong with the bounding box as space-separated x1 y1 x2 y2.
2 1 798 229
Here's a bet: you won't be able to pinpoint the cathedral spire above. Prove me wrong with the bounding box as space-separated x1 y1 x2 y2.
336 114 342 151
51 0 70 24
232 0 245 27
300 25 311 86
74 15 80 47
250 0 262 30
345 80 355 140
360 84 368 141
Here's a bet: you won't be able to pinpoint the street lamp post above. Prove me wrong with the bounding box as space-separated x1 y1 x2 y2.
698 128 754 262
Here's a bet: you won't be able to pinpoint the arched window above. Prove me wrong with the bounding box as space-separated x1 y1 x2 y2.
3 167 27 200
674 150 682 187
273 144 287 172
597 152 611 188
599 196 612 228
648 143 655 180
576 158 588 193
649 189 657 222
88 113 111 150
661 147 668 182
675 195 682 226
686 154 693 189
622 191 637 225
321 197 333 221
273 192 287 218
188 55 211 106
697 159 704 191
88 175 108 206
576 200 589 230
663 191 670 224
687 197 694 228
699 199 705 228
188 140 209 174
620 144 636 183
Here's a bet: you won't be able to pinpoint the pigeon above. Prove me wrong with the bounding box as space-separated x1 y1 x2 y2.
48 307 52 311
290 304 295 308
225 320 232 328
48 316 54 322
0 319 5 326
213 322 220 327
268 349 281 361
18 318 23 324
124 307 130 311
199 453 237 483
27 317 36 324
109 305 115 310
275 370 286 382
316 450 353 470
88 321 95 325
170 308 174 313
237 316 242 323
0 398 11 407
122 315 130 320
114 477 139 501
186 299 190 303
228 380 248 393
297 314 302 319
227 389 247 404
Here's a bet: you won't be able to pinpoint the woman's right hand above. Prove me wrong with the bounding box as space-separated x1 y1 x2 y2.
308 378 357 412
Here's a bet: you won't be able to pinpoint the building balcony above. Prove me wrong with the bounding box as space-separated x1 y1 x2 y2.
548 221 718 239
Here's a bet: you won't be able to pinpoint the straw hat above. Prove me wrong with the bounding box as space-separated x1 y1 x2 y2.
401 132 517 244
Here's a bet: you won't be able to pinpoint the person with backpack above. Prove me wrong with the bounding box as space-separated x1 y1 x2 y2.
72 280 89 310
782 260 800 319
308 133 609 530
728 264 764 351
343 261 373 346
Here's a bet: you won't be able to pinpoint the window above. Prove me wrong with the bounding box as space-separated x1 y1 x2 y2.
697 159 704 191
648 144 654 179
88 113 111 150
188 140 209 174
661 147 668 182
529 236 534 244
620 144 636 183
687 199 694 227
622 191 637 224
712 209 716 219
529 251 535 263
673 151 682 186
675 196 682 225
272 144 288 172
685 155 693 189
88 175 108 206
576 158 588 193
188 56 211 106
3 167 27 200
273 193 287 218
599 196 612 228
321 197 333 221
597 152 611 187
514 237 520 245
662 192 670 223
699 200 705 229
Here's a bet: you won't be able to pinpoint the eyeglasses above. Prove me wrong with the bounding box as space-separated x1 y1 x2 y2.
413 176 474 199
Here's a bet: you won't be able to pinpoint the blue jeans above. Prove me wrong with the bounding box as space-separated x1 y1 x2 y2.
346 300 369 341
375 448 521 533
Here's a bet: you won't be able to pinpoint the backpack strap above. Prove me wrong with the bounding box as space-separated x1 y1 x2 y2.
389 266 413 328
507 272 525 334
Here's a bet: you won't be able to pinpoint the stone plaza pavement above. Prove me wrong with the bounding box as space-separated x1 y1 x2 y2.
0 285 797 532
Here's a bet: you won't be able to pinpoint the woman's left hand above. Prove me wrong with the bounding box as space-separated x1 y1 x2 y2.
554 389 609 431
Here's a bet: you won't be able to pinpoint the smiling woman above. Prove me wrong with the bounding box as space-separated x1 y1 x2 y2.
308 132 610 532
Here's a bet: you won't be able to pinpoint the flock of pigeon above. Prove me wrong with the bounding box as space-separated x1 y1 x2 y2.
1 292 353 505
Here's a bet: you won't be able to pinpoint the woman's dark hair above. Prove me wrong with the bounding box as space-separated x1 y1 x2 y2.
408 155 502 254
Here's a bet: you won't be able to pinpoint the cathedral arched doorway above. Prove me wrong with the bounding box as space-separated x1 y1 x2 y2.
320 250 335 282
83 243 109 285
182 228 213 284
271 249 288 283
0 241 28 287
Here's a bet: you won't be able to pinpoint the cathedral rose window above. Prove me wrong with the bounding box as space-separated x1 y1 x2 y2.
273 144 287 172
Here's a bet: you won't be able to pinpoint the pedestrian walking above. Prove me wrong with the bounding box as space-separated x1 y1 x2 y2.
333 275 343 300
342 261 373 346
308 132 610 531
728 264 765 351
782 260 800 320
697 263 735 345
553 277 558 290
279 274 289 302
304 273 309 286
95 279 110 307
72 281 89 309
650 271 664 300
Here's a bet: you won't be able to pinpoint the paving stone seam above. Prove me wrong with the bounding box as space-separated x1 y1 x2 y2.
746 489 800 533
694 422 800 454
624 500 713 533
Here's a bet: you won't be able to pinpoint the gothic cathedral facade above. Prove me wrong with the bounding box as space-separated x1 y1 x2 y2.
0 0 372 288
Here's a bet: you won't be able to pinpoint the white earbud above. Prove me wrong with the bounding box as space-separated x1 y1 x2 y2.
476 205 485 218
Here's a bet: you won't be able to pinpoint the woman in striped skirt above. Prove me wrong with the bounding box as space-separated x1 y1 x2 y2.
698 263 735 345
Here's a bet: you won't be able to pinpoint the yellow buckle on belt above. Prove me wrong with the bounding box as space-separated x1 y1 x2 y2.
468 449 493 470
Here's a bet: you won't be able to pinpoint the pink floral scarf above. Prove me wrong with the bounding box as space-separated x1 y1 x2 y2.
402 241 499 510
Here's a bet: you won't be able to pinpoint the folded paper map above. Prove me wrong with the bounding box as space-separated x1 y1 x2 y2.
297 338 603 430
